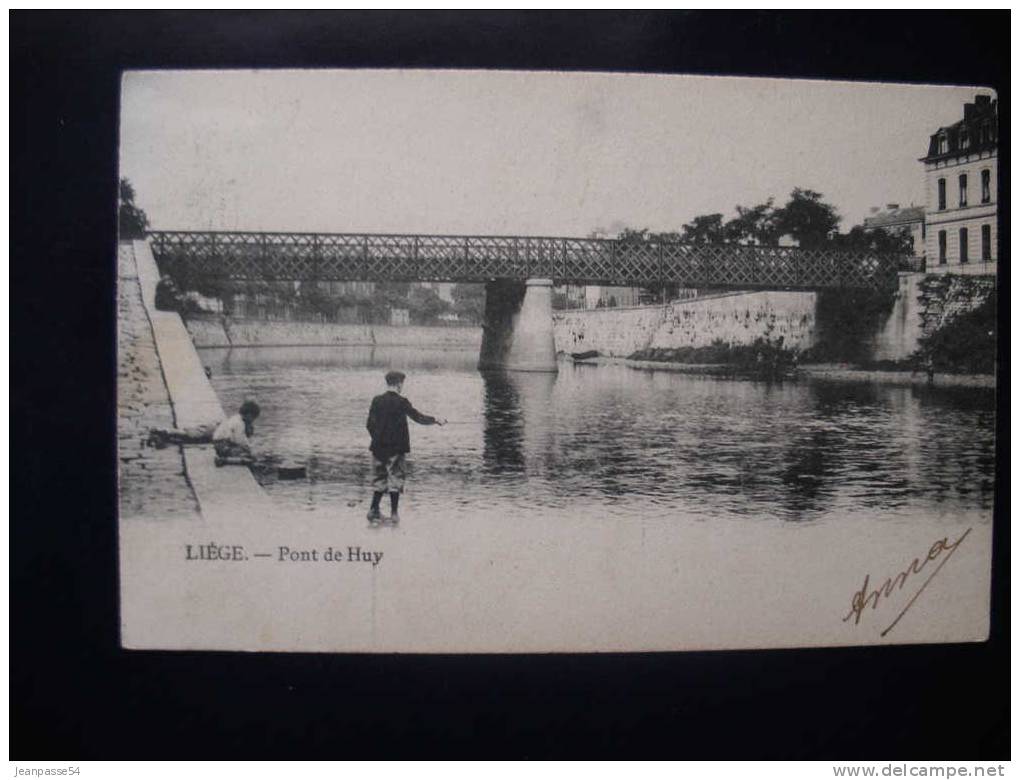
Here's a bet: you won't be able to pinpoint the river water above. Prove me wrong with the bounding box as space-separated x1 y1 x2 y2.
201 345 995 525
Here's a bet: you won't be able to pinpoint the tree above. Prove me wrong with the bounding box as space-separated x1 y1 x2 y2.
451 283 486 324
376 281 411 300
616 228 683 245
775 188 840 249
408 285 451 323
613 228 680 302
831 225 913 255
119 178 150 239
681 213 726 244
724 199 780 246
616 227 650 244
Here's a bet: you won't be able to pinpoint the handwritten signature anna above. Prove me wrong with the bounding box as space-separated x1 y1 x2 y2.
843 527 972 637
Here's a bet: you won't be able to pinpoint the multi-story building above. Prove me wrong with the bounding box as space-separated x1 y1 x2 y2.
863 204 926 263
322 280 375 298
413 281 455 303
921 94 998 275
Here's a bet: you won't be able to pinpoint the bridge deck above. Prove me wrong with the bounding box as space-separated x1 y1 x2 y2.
149 230 904 291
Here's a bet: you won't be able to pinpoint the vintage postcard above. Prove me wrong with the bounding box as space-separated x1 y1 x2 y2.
117 69 998 652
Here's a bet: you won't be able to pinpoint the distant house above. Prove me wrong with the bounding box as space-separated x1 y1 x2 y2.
920 94 997 276
555 284 587 310
413 281 455 303
863 204 926 261
585 285 640 309
323 280 375 298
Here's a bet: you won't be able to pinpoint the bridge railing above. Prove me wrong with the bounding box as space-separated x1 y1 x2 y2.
148 230 904 291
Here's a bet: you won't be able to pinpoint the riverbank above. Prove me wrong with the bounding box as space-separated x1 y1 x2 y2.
799 364 995 388
573 355 995 388
185 314 482 349
119 240 274 524
117 242 201 521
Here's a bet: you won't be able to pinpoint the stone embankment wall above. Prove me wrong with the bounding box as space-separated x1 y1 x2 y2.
871 272 996 362
871 273 925 362
123 241 274 524
917 274 996 338
554 302 668 357
117 242 201 521
553 291 817 357
185 314 482 349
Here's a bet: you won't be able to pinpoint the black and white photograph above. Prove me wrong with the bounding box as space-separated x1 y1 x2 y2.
12 10 1010 763
115 69 998 653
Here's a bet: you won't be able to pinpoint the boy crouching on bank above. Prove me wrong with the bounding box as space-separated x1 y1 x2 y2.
213 399 261 466
366 371 446 525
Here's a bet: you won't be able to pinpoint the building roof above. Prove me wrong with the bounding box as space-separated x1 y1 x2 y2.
863 205 925 230
921 94 998 163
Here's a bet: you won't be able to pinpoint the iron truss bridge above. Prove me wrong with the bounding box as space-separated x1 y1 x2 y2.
148 230 905 291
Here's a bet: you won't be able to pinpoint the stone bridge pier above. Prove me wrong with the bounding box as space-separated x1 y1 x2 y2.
478 278 558 373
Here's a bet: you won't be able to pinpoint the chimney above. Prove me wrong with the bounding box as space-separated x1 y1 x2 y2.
964 102 976 121
975 94 991 108
886 203 899 211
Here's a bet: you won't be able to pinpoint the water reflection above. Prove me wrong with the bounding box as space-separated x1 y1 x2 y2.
480 370 528 475
203 346 996 523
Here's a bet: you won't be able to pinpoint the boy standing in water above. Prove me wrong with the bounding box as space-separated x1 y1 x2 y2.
366 371 446 524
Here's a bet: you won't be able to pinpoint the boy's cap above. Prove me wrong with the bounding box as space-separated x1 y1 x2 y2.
385 370 406 386
240 399 261 418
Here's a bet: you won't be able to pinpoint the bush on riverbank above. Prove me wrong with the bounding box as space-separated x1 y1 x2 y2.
154 277 205 315
629 336 798 374
912 294 996 375
804 288 897 364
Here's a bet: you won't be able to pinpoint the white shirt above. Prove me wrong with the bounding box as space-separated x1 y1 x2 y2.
213 414 251 448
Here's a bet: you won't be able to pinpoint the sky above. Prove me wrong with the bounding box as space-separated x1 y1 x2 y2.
119 70 991 237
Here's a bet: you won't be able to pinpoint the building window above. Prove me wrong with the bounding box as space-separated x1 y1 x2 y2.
958 174 968 207
937 133 948 154
937 178 946 210
981 169 991 203
959 129 969 149
959 228 968 264
982 225 991 261
938 231 947 264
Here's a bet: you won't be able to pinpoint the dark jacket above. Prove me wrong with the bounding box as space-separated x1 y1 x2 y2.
366 390 437 459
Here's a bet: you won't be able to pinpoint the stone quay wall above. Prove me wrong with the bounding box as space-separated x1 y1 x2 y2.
553 291 817 357
917 274 996 339
871 272 996 362
185 314 482 350
117 242 201 521
122 241 275 525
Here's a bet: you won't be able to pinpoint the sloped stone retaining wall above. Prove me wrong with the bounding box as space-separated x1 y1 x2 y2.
917 274 997 339
553 291 817 357
184 314 482 350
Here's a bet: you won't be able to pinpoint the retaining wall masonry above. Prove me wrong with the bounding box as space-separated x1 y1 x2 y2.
185 314 482 349
553 291 817 357
917 274 996 339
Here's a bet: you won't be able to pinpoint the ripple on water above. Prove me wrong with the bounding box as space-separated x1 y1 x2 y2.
203 346 996 525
